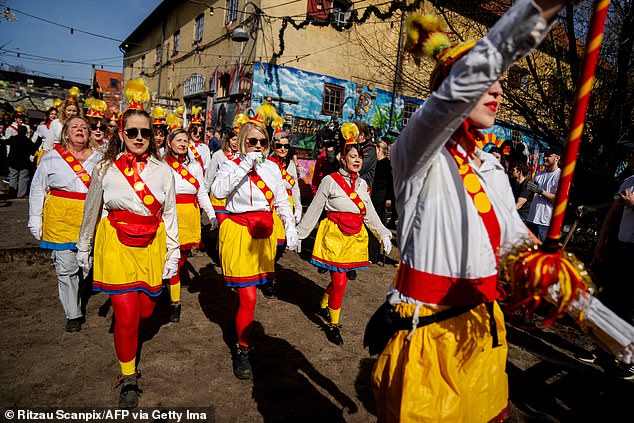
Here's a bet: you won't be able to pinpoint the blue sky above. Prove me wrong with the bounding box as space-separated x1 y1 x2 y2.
0 0 162 84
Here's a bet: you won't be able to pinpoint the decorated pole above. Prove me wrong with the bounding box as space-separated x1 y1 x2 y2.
544 0 611 247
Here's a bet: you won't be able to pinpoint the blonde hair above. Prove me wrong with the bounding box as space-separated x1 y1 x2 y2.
60 117 97 150
375 140 389 156
237 122 270 156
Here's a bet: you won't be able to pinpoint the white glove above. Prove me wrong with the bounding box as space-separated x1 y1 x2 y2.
28 216 42 240
162 255 180 280
244 152 263 168
293 207 302 224
286 229 300 252
209 217 219 230
76 250 92 272
382 236 393 255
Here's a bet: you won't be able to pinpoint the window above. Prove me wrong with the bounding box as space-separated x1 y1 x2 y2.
322 84 344 116
331 0 352 27
307 0 332 21
140 55 145 73
194 14 204 42
109 78 119 90
155 45 162 65
184 74 205 97
173 31 180 55
401 102 420 127
226 0 238 26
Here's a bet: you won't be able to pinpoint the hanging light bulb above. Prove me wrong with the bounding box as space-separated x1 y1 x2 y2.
209 7 214 16
70 28 74 35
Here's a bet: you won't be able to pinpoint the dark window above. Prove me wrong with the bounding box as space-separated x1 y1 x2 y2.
331 0 352 27
226 0 238 26
173 31 180 55
155 45 162 65
195 14 204 42
109 78 119 89
322 84 344 116
401 102 419 127
307 0 332 21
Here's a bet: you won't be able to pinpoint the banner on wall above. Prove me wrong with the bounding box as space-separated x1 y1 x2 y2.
290 117 323 151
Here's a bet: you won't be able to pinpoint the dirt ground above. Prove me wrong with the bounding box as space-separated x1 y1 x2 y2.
1 200 633 422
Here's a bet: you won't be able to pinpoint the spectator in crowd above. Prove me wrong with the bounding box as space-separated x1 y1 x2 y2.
208 128 222 153
509 161 532 223
7 125 40 198
526 146 561 241
354 121 377 188
368 139 394 263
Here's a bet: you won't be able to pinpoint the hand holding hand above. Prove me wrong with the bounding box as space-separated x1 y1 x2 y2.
527 181 543 195
382 236 393 255
286 229 300 252
162 255 180 280
293 207 302 224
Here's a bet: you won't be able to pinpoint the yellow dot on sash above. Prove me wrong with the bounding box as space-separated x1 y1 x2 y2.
73 164 81 171
143 195 154 205
189 177 196 183
81 174 90 181
180 170 187 176
134 181 145 191
66 156 74 162
256 181 265 189
464 174 481 193
265 191 273 199
358 202 365 209
474 192 491 213
172 161 179 168
349 192 358 199
459 164 469 175
124 167 134 177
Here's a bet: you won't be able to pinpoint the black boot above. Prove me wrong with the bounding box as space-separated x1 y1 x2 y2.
65 317 83 332
317 267 328 274
233 345 252 380
324 324 344 345
260 282 276 299
169 302 181 323
316 307 331 323
117 374 142 409
347 270 357 280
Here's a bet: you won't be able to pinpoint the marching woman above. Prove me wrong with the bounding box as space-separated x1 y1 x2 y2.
28 116 102 332
85 98 109 151
32 105 58 157
50 87 82 144
296 123 392 345
187 106 211 179
261 120 303 298
76 79 179 408
211 113 299 380
151 106 168 157
164 128 218 322
370 1 566 421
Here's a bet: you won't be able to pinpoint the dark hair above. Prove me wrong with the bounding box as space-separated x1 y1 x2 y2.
17 125 27 137
153 126 168 137
341 142 362 160
353 121 370 140
222 129 237 151
187 124 202 139
45 107 58 121
511 161 529 176
102 109 157 163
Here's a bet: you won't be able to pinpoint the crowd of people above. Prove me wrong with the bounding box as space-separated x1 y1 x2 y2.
4 0 634 418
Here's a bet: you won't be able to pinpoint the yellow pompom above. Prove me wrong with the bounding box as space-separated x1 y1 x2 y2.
191 106 202 116
176 105 185 117
271 116 285 130
84 97 94 109
404 13 451 60
53 99 63 108
15 105 25 113
151 106 166 120
341 122 359 141
68 86 81 99
258 103 279 126
123 79 150 107
92 99 107 113
233 113 250 130
166 113 182 130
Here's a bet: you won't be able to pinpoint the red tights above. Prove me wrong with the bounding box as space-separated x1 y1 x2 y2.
110 292 157 363
169 250 189 286
234 285 257 347
326 271 348 310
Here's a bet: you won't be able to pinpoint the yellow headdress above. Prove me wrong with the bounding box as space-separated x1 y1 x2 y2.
176 105 185 118
271 115 286 139
123 79 150 111
151 107 167 127
232 113 250 134
14 105 26 117
85 98 107 119
53 99 63 109
166 112 182 130
190 105 203 125
249 102 279 127
66 86 81 105
341 122 359 145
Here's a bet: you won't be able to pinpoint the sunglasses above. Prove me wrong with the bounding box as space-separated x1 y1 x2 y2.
247 137 268 147
90 124 104 131
124 128 153 139
274 143 289 150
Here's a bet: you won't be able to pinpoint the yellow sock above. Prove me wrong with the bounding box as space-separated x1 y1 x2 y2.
320 292 329 309
120 358 136 376
170 282 181 303
328 307 341 325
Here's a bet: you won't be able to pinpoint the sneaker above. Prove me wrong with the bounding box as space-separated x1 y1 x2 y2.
260 282 276 299
169 303 181 323
317 267 328 274
324 324 344 346
611 362 634 381
573 351 597 364
233 347 252 380
347 270 357 280
316 307 331 323
117 375 142 409
65 317 82 332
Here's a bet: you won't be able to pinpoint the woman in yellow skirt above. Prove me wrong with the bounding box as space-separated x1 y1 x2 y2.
296 123 392 345
371 1 566 420
164 128 217 322
28 116 102 332
76 79 179 409
211 115 299 380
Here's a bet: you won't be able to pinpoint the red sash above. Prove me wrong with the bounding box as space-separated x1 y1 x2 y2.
228 211 274 239
234 157 275 210
166 156 200 190
330 172 366 216
107 210 161 247
224 149 239 163
54 144 91 189
189 143 205 173
327 211 363 235
268 156 295 187
113 154 162 217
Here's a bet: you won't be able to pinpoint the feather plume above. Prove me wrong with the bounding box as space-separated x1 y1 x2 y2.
341 122 359 142
258 103 279 126
68 86 81 100
404 13 451 60
15 105 24 114
123 79 150 107
271 116 285 130
233 113 250 130
151 107 167 120
176 105 185 117
166 113 182 130
84 97 94 109
53 99 63 108
191 106 202 116
92 99 107 113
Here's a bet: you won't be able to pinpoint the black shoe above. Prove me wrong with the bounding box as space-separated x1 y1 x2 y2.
573 350 597 364
347 270 357 280
316 307 330 323
605 360 634 381
169 303 181 323
317 267 328 274
324 324 343 346
260 282 276 299
233 348 252 380
118 375 142 409
65 317 82 332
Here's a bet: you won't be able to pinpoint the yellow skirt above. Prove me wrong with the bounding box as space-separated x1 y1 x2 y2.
372 302 509 422
211 193 226 214
273 211 286 247
219 218 276 287
41 193 84 250
176 202 201 250
311 218 369 272
92 217 166 297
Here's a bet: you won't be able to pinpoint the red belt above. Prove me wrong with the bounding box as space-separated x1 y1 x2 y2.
176 194 197 204
107 210 161 247
327 211 363 235
50 189 86 200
